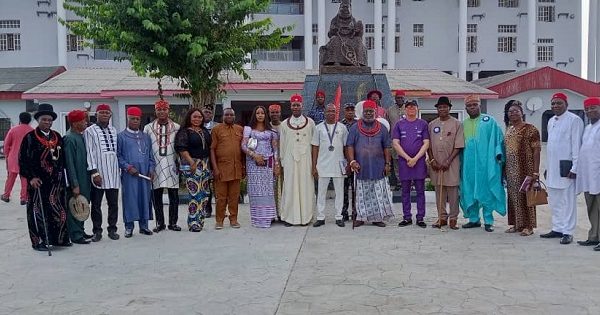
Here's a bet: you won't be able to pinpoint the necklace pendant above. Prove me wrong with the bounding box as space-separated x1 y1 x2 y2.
328 146 334 151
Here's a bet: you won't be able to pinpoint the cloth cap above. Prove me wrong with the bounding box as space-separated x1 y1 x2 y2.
290 94 303 103
552 92 568 102
394 90 406 97
268 104 281 111
343 102 356 109
155 99 170 110
435 96 452 107
96 104 111 112
316 90 326 98
583 97 600 108
127 106 142 117
67 109 87 123
464 94 481 104
405 99 419 107
363 100 377 110
367 90 382 99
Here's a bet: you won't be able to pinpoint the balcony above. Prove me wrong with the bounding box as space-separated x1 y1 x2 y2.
259 3 303 15
252 49 303 62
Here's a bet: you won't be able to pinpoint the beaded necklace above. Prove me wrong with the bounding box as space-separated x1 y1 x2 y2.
34 129 61 160
286 115 309 130
357 120 381 137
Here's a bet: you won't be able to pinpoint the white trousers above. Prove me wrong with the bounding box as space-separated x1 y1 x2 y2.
316 177 344 221
548 183 577 235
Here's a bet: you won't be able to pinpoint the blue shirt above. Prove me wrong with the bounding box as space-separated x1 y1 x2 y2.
346 121 391 181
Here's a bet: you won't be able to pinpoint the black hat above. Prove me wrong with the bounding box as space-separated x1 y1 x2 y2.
434 96 452 108
34 103 57 121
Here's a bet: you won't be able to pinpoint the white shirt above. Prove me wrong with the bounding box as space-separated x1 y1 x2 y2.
311 122 348 178
546 111 584 189
576 120 600 194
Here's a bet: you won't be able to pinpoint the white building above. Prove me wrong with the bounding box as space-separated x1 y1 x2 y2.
0 0 592 80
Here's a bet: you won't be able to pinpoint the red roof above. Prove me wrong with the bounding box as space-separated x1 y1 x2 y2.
473 66 600 98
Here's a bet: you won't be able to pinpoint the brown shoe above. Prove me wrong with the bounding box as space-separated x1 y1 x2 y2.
449 219 459 230
432 219 448 228
215 223 224 230
230 221 241 229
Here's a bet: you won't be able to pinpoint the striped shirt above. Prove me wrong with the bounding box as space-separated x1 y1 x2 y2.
84 123 121 189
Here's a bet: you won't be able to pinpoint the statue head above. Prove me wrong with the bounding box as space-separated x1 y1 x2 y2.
339 0 352 19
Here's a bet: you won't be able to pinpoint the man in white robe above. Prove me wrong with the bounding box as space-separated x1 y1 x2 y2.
540 92 584 245
279 94 315 226
576 97 600 251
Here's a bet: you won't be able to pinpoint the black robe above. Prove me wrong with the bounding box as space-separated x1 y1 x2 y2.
19 128 69 247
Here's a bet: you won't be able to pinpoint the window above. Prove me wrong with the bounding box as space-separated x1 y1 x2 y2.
0 20 20 29
413 35 424 47
538 0 555 2
382 37 385 49
538 5 555 22
365 24 374 33
367 0 387 2
0 118 11 142
67 34 84 51
365 36 374 50
498 25 517 33
395 23 400 32
312 24 318 33
537 38 554 62
331 0 341 3
468 0 480 7
467 24 477 33
396 0 402 5
413 24 424 33
0 33 21 51
497 36 517 52
498 0 519 7
395 36 400 52
467 36 477 53
312 35 318 45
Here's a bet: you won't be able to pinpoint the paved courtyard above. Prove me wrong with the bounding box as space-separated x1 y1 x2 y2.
0 160 598 315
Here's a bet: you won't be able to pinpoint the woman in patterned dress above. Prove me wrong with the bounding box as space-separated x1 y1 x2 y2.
175 108 212 232
242 106 280 228
504 102 541 236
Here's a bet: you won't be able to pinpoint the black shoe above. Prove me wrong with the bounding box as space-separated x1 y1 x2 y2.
56 242 73 247
416 221 427 228
72 238 91 245
33 244 49 251
313 220 325 227
153 225 166 233
91 233 102 242
594 244 600 251
283 221 293 227
353 220 364 228
108 231 120 240
560 234 573 244
341 210 349 222
336 220 345 227
83 233 94 239
462 221 481 229
540 230 563 238
168 224 182 231
20 200 27 205
205 212 212 218
189 225 203 232
577 240 600 246
372 222 386 228
398 219 413 227
124 229 133 238
1 195 9 203
484 224 494 232
140 228 153 235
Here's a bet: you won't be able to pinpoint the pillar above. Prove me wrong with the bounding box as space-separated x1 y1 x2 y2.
527 0 537 68
458 0 467 80
386 0 396 69
304 0 313 69
374 0 383 69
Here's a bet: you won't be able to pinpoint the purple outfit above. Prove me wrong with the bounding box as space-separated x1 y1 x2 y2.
392 119 430 221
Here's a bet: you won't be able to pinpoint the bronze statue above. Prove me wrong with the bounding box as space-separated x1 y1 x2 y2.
319 0 368 68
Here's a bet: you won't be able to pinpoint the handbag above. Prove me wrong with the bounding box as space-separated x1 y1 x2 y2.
526 180 548 207
247 128 258 151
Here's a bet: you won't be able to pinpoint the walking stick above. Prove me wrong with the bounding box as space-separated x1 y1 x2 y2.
36 187 52 256
351 170 357 230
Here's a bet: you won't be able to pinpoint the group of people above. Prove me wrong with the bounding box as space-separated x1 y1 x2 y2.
3 88 599 253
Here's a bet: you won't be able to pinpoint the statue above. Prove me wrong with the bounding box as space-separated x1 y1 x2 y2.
319 0 369 70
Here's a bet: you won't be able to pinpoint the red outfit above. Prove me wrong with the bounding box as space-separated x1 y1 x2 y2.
3 124 33 201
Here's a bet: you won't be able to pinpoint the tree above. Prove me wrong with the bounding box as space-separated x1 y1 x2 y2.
64 0 292 107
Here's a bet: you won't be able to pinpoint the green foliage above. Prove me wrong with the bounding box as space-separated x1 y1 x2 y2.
64 0 293 106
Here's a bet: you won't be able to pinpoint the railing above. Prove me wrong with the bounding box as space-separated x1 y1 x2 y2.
259 3 303 15
94 48 128 60
252 49 303 62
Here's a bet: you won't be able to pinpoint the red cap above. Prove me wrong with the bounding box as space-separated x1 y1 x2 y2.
127 106 142 117
552 92 568 102
290 94 303 103
367 90 382 99
67 109 87 123
363 100 377 110
268 104 281 111
394 90 406 97
584 97 600 108
154 99 170 110
96 104 111 112
316 90 326 98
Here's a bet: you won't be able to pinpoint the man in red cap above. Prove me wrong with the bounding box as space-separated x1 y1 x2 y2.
540 92 584 244
347 100 395 227
64 109 93 244
576 97 600 251
84 104 121 242
2 112 33 205
279 94 315 226
117 107 156 238
308 90 327 125
143 99 182 232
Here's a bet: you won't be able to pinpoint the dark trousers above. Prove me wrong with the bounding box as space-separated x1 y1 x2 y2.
152 188 180 227
342 173 355 214
204 180 214 216
90 187 119 234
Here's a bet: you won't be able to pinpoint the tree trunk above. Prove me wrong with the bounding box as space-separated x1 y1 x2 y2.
191 90 217 108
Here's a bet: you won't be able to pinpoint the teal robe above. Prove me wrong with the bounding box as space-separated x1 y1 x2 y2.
64 130 91 241
459 114 506 224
